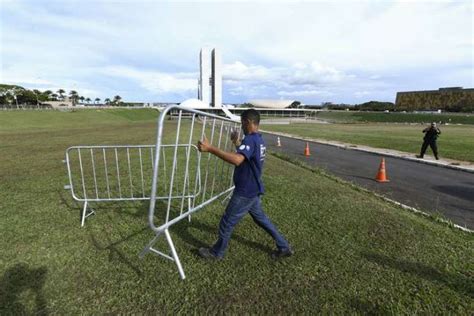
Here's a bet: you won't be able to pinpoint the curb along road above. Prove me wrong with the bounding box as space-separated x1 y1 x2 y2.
261 130 474 232
261 130 474 174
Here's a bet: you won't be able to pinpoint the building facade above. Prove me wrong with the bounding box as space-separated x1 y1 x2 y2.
395 87 474 111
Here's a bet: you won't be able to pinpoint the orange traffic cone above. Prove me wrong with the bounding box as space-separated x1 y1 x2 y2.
375 158 390 182
277 136 281 147
304 142 311 157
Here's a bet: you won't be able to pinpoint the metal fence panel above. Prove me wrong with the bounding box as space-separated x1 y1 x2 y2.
64 105 240 279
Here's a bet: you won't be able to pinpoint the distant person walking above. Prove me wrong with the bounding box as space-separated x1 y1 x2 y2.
196 109 293 260
417 122 441 160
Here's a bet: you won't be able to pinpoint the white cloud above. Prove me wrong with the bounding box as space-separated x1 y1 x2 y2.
278 90 334 97
0 0 471 104
100 66 197 94
354 91 371 98
2 76 54 86
223 62 271 81
223 61 352 86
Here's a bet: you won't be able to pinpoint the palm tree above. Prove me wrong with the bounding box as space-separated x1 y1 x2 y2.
51 93 58 101
104 98 111 105
113 95 122 105
12 93 19 108
95 97 101 104
4 92 15 108
57 89 65 101
69 90 78 106
42 90 53 101
33 89 41 107
85 97 91 104
79 96 85 104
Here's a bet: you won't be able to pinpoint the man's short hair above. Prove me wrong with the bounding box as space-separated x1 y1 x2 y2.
241 109 260 125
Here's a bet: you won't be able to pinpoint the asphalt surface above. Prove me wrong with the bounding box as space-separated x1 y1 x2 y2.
262 133 474 230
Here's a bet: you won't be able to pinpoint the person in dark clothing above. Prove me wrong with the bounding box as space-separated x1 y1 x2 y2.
196 109 293 260
417 122 441 160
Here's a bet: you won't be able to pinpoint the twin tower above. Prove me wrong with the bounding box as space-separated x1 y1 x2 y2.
198 48 222 108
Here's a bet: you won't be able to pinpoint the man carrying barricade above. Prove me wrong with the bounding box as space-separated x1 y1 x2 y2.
197 109 293 260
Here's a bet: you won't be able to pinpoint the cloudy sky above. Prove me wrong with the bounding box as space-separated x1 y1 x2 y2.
1 0 472 104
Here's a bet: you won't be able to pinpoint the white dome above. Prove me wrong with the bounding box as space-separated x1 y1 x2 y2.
179 98 211 109
248 99 297 109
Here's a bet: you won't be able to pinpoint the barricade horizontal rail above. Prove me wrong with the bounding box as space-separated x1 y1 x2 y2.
65 144 201 203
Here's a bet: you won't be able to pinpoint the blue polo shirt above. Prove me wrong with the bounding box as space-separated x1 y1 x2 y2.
233 133 266 198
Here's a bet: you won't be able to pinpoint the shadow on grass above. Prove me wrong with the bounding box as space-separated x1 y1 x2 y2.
57 189 83 217
172 217 274 255
362 252 473 297
84 200 194 277
98 199 274 255
88 227 148 277
349 297 390 315
58 186 152 225
0 263 48 315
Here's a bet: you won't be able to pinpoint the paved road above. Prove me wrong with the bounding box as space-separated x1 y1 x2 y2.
262 133 474 230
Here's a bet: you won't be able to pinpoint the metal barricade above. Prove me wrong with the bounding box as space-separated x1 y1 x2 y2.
64 105 240 279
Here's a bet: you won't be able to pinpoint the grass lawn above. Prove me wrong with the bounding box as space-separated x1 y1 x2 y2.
0 109 473 314
313 111 474 125
262 123 474 162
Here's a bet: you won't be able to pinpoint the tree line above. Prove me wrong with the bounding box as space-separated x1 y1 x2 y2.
302 101 395 111
0 84 123 108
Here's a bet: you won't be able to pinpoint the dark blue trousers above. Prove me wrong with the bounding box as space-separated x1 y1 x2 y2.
210 193 290 258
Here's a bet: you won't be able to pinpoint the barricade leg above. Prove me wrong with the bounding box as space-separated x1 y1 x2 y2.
139 230 163 258
165 229 185 279
81 201 95 227
139 229 186 280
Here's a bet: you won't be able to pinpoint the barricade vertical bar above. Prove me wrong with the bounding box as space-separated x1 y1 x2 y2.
180 113 195 215
192 116 207 209
115 148 122 198
127 148 133 198
103 148 111 199
78 148 87 200
226 123 239 187
150 147 154 169
162 147 167 192
219 123 232 192
202 118 216 203
65 149 75 197
139 147 145 198
165 111 182 223
90 148 99 199
210 120 224 198
186 148 193 221
77 149 91 227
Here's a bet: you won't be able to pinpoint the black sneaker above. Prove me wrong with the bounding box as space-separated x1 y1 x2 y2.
416 155 423 159
198 247 222 260
271 247 294 260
